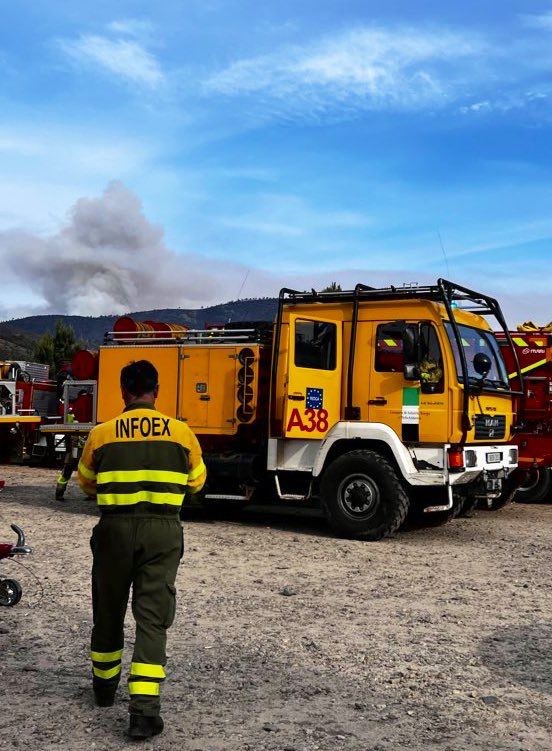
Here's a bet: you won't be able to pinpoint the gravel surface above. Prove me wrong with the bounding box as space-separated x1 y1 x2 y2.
0 465 551 750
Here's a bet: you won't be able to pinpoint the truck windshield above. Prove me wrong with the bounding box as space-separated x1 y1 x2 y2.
444 322 509 390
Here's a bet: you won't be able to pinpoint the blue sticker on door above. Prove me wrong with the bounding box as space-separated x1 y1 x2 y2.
306 387 323 409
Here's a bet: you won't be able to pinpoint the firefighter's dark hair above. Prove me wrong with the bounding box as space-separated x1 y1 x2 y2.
120 360 159 397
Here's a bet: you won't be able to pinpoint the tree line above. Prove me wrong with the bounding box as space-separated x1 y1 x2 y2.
32 320 83 374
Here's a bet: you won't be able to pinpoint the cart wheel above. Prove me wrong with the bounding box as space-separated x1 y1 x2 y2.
0 578 23 606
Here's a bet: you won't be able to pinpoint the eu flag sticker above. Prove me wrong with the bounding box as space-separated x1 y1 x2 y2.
306 387 323 409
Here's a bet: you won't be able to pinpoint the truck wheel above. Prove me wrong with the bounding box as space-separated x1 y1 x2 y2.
452 492 478 518
320 450 409 540
515 468 552 503
478 475 517 511
485 489 516 511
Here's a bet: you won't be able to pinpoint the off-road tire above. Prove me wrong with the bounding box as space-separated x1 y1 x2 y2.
486 489 516 511
320 450 409 540
452 492 478 518
515 468 552 504
478 476 517 511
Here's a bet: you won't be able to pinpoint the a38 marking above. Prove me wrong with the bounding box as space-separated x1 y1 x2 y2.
286 408 329 433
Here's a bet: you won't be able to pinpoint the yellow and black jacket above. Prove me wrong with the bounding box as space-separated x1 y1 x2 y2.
77 402 206 508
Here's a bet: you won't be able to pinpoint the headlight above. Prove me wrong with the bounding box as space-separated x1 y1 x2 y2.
508 448 518 465
465 449 477 468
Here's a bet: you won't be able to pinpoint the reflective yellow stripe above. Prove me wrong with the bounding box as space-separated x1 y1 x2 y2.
97 490 183 506
384 338 397 347
508 358 547 380
91 649 123 662
513 337 527 347
93 664 121 680
97 469 188 485
128 681 160 696
188 461 206 482
130 662 166 679
57 476 68 485
78 461 96 480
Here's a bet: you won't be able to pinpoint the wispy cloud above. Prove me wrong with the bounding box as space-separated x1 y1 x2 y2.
205 26 485 117
521 11 552 31
0 124 154 176
59 25 164 88
218 193 372 239
107 19 155 41
202 19 552 126
0 122 158 234
459 89 550 116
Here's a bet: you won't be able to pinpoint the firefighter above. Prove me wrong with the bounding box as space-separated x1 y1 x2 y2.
77 360 206 740
419 357 443 387
55 409 80 500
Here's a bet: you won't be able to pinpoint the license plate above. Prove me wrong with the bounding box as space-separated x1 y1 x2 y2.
486 452 502 463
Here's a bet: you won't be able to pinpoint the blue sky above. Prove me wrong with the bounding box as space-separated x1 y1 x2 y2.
1 1 551 322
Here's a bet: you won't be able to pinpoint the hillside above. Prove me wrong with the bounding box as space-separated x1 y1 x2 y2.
0 298 279 355
0 324 40 361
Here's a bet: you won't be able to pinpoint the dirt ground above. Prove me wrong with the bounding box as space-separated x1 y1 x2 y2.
0 466 551 751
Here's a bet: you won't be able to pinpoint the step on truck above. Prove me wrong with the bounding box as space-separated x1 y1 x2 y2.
42 279 522 540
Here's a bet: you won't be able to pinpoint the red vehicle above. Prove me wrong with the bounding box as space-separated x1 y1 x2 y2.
0 360 60 462
0 524 32 606
496 328 552 502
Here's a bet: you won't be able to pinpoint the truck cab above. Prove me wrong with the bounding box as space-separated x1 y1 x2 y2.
267 280 521 537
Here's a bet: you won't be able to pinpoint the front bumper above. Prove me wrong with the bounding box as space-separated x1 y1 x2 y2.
449 444 518 485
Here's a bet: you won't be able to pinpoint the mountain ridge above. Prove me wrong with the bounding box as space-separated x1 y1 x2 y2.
0 298 279 358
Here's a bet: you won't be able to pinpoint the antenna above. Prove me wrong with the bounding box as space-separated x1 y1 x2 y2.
237 270 250 301
227 269 251 324
438 231 451 277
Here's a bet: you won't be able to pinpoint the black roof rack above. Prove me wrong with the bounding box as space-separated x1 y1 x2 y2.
281 281 495 314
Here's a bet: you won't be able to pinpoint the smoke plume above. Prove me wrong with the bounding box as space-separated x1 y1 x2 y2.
0 181 222 316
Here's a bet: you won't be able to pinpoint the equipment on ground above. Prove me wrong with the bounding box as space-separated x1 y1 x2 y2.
42 280 522 539
0 524 32 606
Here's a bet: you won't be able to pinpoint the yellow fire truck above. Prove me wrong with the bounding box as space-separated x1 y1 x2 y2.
44 280 522 539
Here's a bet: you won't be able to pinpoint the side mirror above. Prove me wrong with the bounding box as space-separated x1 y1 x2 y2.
473 352 492 378
403 325 419 381
403 324 419 364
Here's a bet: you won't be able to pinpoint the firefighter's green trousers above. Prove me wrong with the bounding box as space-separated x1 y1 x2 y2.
90 506 183 716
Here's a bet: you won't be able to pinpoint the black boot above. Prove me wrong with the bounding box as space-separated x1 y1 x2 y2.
127 714 164 740
93 684 117 707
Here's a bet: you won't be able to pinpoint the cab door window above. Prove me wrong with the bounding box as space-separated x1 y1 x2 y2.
294 320 336 370
375 324 404 372
375 322 444 393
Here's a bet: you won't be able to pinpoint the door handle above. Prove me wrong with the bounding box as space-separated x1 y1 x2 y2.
368 397 387 405
288 394 305 401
